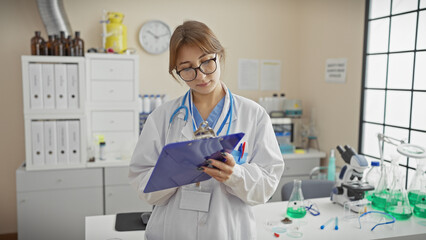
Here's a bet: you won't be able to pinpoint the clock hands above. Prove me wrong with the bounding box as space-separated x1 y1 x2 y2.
147 30 159 40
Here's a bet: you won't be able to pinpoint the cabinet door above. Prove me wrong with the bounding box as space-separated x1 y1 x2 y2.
17 187 103 240
105 185 152 214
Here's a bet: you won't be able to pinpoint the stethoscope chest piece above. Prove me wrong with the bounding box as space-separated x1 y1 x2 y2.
194 121 216 140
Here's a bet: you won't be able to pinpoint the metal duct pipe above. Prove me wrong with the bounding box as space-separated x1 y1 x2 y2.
36 0 72 36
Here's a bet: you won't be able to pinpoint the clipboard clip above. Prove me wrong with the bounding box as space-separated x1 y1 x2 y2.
194 121 216 140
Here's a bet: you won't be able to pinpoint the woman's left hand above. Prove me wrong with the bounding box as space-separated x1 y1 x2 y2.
200 152 235 183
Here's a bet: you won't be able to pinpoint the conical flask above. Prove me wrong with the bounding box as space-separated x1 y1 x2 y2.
286 179 306 218
384 155 412 220
408 160 426 206
372 163 390 210
413 178 426 218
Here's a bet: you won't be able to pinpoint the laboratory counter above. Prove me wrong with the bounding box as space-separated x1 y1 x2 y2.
85 197 426 240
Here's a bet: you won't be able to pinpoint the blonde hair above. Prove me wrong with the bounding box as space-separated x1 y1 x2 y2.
169 20 225 81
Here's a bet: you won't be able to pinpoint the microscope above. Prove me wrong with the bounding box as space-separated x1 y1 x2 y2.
331 145 374 211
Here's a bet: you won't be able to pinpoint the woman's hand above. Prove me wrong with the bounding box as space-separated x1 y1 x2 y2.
200 152 235 182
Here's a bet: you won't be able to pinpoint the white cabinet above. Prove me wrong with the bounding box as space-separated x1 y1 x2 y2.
21 56 87 170
16 166 103 240
85 53 139 163
269 150 325 202
104 166 152 214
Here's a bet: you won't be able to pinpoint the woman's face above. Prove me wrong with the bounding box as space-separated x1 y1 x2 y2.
175 45 221 95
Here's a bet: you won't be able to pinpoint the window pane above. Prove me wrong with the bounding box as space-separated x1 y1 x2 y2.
387 52 414 89
411 92 426 131
368 18 390 53
384 126 409 164
389 13 417 52
417 11 426 50
385 90 411 127
406 168 416 189
392 0 418 15
365 54 387 88
422 0 426 9
364 89 385 123
370 0 391 19
361 123 383 158
414 52 426 90
410 130 426 146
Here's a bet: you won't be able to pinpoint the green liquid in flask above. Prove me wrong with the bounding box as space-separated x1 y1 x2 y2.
414 203 426 218
286 207 306 218
408 190 420 206
372 193 388 210
385 205 412 220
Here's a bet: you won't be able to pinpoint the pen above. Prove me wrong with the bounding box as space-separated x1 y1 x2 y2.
320 217 334 229
335 217 339 230
240 142 246 158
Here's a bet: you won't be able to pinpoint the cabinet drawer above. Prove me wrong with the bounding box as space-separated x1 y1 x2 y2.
282 158 319 176
105 166 131 186
91 80 134 102
90 59 134 80
92 131 136 152
91 111 134 131
16 168 102 192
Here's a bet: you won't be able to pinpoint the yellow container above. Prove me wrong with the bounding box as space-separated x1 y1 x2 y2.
105 12 127 53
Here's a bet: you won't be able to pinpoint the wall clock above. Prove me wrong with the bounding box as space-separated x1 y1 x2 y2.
139 20 171 55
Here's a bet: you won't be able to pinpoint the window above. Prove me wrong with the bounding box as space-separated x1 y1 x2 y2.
359 0 426 189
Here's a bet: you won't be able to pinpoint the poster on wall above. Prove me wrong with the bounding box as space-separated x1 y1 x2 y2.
260 60 281 90
325 58 347 83
238 59 259 90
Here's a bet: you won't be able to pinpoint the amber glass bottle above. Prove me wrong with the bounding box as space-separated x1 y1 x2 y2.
46 35 54 55
53 34 64 56
31 31 44 55
66 35 74 56
74 31 84 56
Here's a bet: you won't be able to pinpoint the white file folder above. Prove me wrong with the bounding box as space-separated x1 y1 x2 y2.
31 121 44 165
28 64 43 109
67 64 79 109
54 64 68 109
42 64 55 109
44 121 57 165
68 120 80 163
56 120 69 164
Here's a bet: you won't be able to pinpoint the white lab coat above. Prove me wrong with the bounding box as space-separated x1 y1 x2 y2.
129 85 284 240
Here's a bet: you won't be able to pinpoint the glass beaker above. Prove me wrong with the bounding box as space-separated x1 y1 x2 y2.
384 155 412 220
413 178 426 218
286 179 306 218
407 160 426 206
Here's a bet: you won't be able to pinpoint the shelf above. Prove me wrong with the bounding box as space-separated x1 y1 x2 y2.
282 149 326 160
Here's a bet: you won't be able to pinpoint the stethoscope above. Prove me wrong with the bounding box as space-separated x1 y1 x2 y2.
169 88 234 137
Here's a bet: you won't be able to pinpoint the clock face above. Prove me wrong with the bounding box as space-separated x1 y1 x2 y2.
139 20 171 55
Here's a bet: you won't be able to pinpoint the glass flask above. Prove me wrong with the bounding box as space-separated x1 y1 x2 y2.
372 163 390 210
286 179 306 218
413 178 426 218
384 155 412 220
365 161 381 201
407 160 426 206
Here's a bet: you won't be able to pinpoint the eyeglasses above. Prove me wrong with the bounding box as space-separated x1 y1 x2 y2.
176 54 218 82
358 211 396 231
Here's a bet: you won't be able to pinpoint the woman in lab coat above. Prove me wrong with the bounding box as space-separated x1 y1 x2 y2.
129 20 284 240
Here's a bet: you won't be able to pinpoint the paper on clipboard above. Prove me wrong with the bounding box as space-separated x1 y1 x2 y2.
144 132 245 193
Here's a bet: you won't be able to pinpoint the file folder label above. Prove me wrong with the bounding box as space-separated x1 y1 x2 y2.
54 64 68 109
42 64 55 109
56 120 68 164
29 64 43 109
31 121 44 165
67 64 79 109
44 121 57 165
68 120 80 163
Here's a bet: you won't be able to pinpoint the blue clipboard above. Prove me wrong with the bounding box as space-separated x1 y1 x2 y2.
144 132 245 193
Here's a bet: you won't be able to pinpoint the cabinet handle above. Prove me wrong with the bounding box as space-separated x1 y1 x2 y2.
108 193 113 197
109 68 114 72
109 89 114 93
20 199 26 204
56 179 63 183
110 120 115 124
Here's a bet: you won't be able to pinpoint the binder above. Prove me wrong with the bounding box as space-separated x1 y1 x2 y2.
56 120 69 164
44 120 57 165
144 132 245 193
68 120 80 163
42 64 55 109
28 63 43 109
67 64 79 109
54 64 68 109
31 121 44 165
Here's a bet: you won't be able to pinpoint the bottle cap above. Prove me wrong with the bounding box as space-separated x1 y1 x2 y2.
330 149 335 158
371 161 380 167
